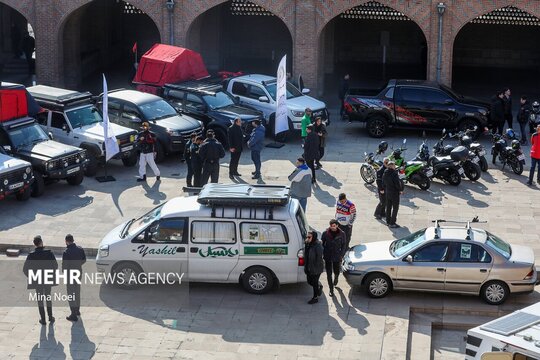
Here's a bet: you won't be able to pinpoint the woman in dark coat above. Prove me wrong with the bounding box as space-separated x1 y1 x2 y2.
304 231 324 304
313 117 327 169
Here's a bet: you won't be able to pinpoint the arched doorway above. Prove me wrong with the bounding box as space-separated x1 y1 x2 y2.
187 0 293 75
452 6 540 101
0 2 35 84
319 1 427 96
61 0 161 92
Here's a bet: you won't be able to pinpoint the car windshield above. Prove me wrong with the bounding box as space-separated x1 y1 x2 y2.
140 100 178 121
8 123 49 149
203 91 235 110
390 228 427 257
265 82 303 101
66 106 102 128
485 231 512 259
124 203 164 238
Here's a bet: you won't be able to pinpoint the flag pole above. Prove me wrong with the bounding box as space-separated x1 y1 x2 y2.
96 73 117 183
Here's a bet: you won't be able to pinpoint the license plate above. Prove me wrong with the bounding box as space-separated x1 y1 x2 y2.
122 145 133 152
478 150 486 156
458 167 464 175
294 123 302 130
8 182 23 190
67 166 80 175
518 154 525 160
425 170 434 177
472 157 480 163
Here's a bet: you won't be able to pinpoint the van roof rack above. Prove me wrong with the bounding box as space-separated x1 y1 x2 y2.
197 183 289 207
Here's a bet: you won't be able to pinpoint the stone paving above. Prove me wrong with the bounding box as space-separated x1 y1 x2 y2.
1 110 539 359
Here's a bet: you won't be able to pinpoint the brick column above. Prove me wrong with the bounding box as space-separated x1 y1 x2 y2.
62 11 82 89
293 0 318 95
34 0 62 86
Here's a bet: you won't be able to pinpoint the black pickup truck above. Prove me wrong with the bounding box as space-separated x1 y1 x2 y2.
343 79 490 138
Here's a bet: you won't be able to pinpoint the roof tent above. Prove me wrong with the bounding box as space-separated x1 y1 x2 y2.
0 83 41 122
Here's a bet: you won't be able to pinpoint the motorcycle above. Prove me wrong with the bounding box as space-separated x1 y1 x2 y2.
360 141 388 184
433 129 482 181
489 129 525 175
415 138 464 186
451 127 488 172
388 139 431 190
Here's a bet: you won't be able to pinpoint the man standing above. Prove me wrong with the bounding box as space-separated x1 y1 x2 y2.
247 119 265 180
304 231 324 304
183 133 196 187
383 161 404 228
527 124 540 186
63 234 86 322
335 193 356 249
303 124 320 184
339 74 350 120
136 122 160 182
503 88 513 130
190 136 204 187
313 117 327 169
228 117 244 179
199 130 225 185
491 90 505 136
301 108 313 142
517 96 531 145
23 236 58 325
374 158 389 220
288 157 312 212
321 219 346 297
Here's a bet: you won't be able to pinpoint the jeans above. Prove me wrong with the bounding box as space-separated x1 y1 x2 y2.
528 157 540 183
202 161 220 185
306 273 322 298
325 260 341 293
251 150 261 175
519 122 529 144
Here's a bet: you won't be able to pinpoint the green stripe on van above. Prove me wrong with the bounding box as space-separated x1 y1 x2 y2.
243 247 288 255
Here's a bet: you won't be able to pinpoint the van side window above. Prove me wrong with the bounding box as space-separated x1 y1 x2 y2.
50 112 68 129
191 221 236 244
231 82 248 97
240 223 289 244
35 112 49 126
144 218 187 243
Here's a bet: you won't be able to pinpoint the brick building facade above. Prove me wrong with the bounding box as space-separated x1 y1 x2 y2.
2 0 540 95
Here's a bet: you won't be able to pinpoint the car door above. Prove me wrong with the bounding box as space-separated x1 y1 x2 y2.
395 87 456 128
395 242 449 291
444 242 493 294
188 220 239 282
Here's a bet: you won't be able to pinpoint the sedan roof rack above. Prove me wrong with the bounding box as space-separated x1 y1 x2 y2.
431 217 487 240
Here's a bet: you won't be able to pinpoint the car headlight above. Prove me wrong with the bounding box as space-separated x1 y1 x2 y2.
25 167 32 174
3 179 8 186
99 245 109 258
291 110 304 117
80 151 86 160
23 173 27 180
46 161 55 170
167 129 181 136
478 109 487 116
344 262 355 271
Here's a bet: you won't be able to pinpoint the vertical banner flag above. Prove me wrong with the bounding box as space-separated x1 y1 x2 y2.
275 55 288 136
102 74 120 161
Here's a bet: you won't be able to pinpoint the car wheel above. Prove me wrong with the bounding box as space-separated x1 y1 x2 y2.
154 141 165 163
31 170 45 197
242 267 274 294
112 262 144 290
84 151 99 177
360 164 376 184
367 116 388 138
122 153 138 167
16 186 31 201
481 281 509 305
365 273 392 298
66 172 84 186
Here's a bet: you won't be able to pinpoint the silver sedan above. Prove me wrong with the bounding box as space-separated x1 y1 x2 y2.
342 226 538 305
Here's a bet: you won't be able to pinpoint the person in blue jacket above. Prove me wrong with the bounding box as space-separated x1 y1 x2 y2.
247 119 265 179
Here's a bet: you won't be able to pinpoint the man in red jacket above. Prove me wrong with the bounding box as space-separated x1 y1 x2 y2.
528 124 540 186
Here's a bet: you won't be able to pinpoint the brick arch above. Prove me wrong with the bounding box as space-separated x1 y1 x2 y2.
0 0 35 26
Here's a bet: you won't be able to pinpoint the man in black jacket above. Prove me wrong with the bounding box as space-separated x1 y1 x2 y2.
63 234 86 322
374 158 389 220
183 133 196 187
190 136 204 187
303 124 320 184
503 88 513 130
23 235 58 325
339 74 350 119
228 117 244 179
518 96 532 145
383 161 404 228
321 219 346 297
199 130 225 185
491 90 506 136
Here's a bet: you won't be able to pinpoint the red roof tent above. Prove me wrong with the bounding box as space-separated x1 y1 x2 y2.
133 44 209 94
0 83 41 122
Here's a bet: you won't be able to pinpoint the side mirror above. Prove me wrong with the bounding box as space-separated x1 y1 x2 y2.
301 88 311 95
48 132 54 140
62 124 70 133
258 96 269 103
444 99 454 105
405 255 413 263
3 145 11 153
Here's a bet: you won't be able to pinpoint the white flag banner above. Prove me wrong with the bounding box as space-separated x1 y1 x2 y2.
275 55 288 136
102 74 119 162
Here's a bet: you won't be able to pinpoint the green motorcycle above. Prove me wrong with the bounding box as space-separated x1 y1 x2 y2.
388 139 431 191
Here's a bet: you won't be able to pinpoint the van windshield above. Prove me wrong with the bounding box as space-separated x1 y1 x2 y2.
124 204 164 238
295 207 308 240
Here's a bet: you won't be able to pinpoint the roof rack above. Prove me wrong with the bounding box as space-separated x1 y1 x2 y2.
197 183 289 207
431 217 487 240
28 85 93 107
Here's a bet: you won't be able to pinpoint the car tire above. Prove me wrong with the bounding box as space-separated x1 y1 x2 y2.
122 153 138 167
366 116 388 138
66 172 84 186
112 262 144 290
16 186 31 201
364 273 392 298
360 164 376 184
154 141 165 163
481 281 509 305
31 170 45 198
84 151 99 177
242 267 274 294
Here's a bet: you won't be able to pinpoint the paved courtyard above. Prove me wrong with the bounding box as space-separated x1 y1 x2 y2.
1 111 539 359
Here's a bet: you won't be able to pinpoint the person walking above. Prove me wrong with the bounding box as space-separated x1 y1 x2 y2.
335 193 356 249
304 231 324 304
190 136 204 187
383 161 404 228
301 108 313 142
228 117 244 179
183 133 196 187
321 219 346 297
491 90 505 136
503 88 513 130
339 74 350 120
527 124 540 186
63 234 86 322
23 236 58 325
288 157 312 212
247 119 265 179
303 124 319 184
517 96 531 146
199 130 225 185
374 158 389 220
136 122 160 182
313 117 327 169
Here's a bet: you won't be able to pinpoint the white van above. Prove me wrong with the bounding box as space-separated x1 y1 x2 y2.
465 302 540 360
96 184 310 294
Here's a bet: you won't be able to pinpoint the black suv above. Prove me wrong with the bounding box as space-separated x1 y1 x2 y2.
163 80 262 148
105 90 204 163
0 117 88 197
